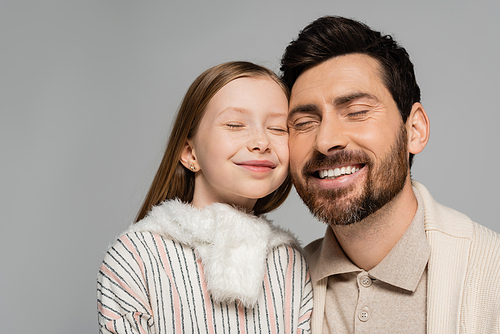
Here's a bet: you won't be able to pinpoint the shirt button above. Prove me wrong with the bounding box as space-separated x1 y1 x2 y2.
358 307 370 322
360 275 372 287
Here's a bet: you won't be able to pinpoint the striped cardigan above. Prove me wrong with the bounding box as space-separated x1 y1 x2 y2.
97 200 313 333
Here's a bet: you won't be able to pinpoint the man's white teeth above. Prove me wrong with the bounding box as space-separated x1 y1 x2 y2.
319 166 360 179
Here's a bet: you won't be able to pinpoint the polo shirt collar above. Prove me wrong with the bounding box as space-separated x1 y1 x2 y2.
369 189 430 291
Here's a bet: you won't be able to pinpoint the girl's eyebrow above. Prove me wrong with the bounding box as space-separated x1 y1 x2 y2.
217 107 248 117
266 111 288 119
218 107 286 119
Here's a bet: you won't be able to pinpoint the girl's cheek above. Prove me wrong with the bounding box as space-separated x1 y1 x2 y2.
275 137 290 149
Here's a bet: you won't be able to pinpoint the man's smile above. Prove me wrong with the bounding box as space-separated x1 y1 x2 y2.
316 164 363 180
303 163 368 190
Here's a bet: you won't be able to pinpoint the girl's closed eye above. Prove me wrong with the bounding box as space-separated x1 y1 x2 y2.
268 126 288 134
225 123 245 129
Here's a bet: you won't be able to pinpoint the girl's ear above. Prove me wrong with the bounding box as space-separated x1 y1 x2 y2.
180 139 199 172
407 102 430 155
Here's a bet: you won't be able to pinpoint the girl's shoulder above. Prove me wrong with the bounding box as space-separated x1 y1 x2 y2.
267 243 309 274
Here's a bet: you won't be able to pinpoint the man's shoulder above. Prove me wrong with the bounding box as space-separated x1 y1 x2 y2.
413 180 477 238
469 220 500 258
413 180 500 240
461 221 500 330
414 180 500 263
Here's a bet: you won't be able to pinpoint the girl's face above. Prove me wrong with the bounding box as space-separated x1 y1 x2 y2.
184 76 289 210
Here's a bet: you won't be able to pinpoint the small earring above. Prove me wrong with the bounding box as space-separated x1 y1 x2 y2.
190 164 196 171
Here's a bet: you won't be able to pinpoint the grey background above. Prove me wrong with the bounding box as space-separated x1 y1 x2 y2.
1 1 499 333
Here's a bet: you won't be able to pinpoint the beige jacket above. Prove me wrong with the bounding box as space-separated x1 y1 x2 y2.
306 181 500 333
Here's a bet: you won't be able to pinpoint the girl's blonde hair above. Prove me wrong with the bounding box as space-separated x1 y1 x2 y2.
136 61 292 222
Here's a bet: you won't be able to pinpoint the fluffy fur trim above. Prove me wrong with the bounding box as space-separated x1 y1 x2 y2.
125 200 299 307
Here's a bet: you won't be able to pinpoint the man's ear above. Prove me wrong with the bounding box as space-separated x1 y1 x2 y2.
180 139 199 171
406 102 430 155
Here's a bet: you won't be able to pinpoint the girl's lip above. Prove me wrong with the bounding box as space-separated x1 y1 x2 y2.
235 160 276 168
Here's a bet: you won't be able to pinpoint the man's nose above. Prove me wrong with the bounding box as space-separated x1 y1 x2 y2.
314 115 348 155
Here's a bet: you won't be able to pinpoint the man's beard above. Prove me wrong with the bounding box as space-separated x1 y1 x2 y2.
291 124 409 226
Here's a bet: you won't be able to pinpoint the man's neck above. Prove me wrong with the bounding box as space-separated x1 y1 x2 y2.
331 181 418 271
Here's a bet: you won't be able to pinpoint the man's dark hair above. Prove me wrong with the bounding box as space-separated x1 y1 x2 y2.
280 16 421 166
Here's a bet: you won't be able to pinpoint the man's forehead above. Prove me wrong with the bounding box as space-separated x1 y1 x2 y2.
289 54 389 107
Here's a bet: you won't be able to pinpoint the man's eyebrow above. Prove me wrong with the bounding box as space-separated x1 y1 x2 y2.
333 92 379 107
288 104 320 119
288 92 378 119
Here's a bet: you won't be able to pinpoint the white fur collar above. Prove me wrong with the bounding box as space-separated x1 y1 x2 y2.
125 200 299 307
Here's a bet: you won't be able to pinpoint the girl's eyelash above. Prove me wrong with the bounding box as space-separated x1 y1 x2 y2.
269 127 287 132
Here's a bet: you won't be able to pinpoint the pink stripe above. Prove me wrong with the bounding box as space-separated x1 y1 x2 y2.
238 303 246 334
196 257 216 334
298 309 312 324
100 264 153 315
98 300 121 320
284 246 294 334
263 271 277 333
153 235 183 334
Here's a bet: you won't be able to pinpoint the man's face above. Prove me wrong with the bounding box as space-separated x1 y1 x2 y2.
288 53 411 226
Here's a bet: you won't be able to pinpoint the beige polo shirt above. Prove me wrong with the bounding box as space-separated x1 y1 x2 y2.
312 190 430 333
